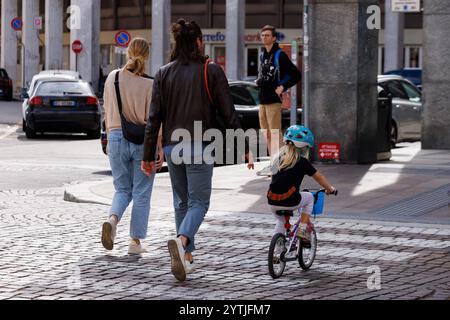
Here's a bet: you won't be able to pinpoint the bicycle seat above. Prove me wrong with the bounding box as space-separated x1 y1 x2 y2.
275 210 294 217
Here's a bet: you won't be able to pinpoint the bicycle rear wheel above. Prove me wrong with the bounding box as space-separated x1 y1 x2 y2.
298 228 317 270
268 233 287 279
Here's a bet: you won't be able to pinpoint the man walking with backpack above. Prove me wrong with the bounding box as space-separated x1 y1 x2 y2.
256 25 301 177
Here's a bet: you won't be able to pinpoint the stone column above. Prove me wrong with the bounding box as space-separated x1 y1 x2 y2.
70 0 101 92
1 0 18 93
384 0 404 72
226 0 245 80
151 0 171 76
91 1 101 92
45 0 64 70
308 0 379 164
23 0 40 86
421 1 450 149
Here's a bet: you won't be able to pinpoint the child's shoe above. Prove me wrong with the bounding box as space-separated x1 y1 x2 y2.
297 223 311 241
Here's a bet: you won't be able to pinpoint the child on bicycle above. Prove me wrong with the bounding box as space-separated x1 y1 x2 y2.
267 125 336 242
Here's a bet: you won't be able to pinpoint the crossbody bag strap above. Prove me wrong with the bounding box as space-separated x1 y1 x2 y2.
114 70 124 115
203 60 214 105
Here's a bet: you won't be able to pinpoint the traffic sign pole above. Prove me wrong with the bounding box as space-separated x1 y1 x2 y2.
291 40 298 126
303 0 310 128
71 40 83 73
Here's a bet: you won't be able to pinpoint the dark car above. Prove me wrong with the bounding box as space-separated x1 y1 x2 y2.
100 81 301 155
384 68 422 90
23 80 101 139
0 68 13 101
229 81 302 130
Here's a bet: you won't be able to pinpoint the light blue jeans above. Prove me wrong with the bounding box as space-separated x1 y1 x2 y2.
164 144 214 253
108 129 155 239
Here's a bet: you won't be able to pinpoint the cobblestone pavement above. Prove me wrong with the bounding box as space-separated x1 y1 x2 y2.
0 187 449 300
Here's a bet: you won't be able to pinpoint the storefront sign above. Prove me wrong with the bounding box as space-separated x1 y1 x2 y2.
202 31 286 43
203 32 226 42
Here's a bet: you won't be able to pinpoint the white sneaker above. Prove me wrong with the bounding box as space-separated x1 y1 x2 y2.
184 260 194 274
101 218 117 251
168 238 186 282
128 241 148 255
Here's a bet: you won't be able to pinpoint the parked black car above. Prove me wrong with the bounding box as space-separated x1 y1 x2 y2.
228 81 302 131
23 80 101 139
0 68 13 101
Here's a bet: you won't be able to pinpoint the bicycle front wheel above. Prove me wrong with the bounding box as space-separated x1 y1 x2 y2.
268 233 287 279
298 228 317 270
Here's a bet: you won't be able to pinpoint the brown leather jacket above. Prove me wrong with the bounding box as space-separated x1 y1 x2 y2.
143 60 243 162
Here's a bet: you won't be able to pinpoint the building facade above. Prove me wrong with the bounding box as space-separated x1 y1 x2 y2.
0 0 424 91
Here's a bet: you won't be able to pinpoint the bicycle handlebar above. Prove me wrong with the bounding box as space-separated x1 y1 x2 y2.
317 189 338 196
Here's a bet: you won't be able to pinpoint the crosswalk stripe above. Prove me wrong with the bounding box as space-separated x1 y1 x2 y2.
199 223 450 249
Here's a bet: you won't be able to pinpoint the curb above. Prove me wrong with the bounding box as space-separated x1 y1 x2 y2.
63 179 112 206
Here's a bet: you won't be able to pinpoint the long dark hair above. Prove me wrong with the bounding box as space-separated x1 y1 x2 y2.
170 19 207 64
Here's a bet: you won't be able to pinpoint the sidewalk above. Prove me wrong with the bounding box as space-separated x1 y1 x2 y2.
65 142 450 225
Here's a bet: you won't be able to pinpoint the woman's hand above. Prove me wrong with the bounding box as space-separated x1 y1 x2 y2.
245 152 255 170
141 161 155 177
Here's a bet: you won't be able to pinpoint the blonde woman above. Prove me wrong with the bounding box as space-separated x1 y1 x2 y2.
267 125 336 243
101 38 163 254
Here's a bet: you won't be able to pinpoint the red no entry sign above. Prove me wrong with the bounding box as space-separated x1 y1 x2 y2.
72 40 83 54
318 143 341 161
115 30 131 48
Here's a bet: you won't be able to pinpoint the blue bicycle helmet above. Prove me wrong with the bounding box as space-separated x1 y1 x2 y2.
283 125 315 148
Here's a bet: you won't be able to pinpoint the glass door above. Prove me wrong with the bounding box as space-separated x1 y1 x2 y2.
246 46 261 79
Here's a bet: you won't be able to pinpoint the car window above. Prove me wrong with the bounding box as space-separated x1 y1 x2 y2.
246 85 260 105
0 70 7 78
401 81 421 102
36 82 92 96
384 80 408 100
230 85 257 106
403 69 421 79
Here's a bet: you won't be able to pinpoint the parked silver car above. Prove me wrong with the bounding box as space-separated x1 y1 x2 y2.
378 75 422 146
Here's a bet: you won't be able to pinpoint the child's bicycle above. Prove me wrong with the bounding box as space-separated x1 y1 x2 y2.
268 189 338 279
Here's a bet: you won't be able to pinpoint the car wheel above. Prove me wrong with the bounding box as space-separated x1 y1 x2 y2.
87 129 101 140
25 125 36 139
22 119 27 132
391 122 398 148
6 93 13 101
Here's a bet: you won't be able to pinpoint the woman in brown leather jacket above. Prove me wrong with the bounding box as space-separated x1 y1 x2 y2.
142 19 253 282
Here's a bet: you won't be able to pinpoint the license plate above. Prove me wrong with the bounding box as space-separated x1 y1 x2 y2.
53 100 76 107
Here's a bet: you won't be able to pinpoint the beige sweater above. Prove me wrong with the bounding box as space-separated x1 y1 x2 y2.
103 68 153 133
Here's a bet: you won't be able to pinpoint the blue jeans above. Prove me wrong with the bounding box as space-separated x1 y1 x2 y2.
108 130 155 239
164 145 214 253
